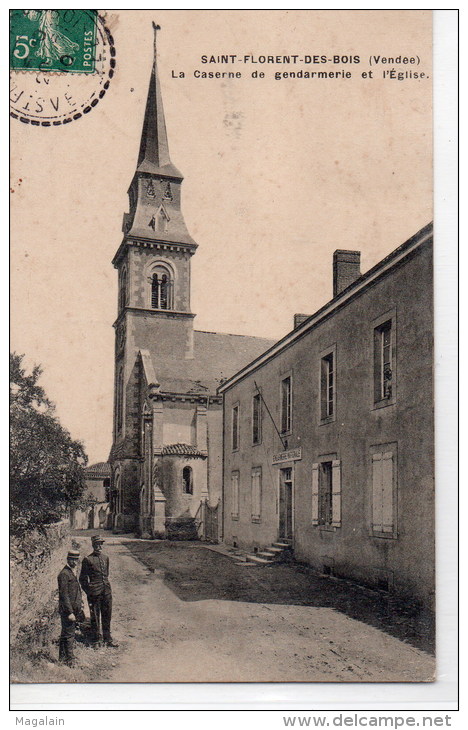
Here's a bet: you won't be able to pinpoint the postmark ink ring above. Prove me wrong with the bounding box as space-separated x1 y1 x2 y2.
10 10 115 126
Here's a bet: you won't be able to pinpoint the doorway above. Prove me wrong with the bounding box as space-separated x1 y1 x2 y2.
279 467 293 540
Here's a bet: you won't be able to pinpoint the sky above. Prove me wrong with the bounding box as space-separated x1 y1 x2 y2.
10 10 432 464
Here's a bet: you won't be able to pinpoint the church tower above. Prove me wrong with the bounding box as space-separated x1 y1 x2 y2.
108 25 275 536
110 25 198 531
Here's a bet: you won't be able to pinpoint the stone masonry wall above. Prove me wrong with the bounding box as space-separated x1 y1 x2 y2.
10 520 71 645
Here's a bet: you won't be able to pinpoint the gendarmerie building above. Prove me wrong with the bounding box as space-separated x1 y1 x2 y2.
109 29 274 538
218 224 434 608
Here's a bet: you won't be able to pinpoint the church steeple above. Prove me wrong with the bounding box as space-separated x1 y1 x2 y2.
119 23 196 248
137 23 182 179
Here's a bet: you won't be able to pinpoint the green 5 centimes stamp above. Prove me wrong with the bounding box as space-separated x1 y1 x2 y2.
10 10 116 126
10 10 97 74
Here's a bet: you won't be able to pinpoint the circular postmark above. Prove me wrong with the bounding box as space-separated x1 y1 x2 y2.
10 10 115 126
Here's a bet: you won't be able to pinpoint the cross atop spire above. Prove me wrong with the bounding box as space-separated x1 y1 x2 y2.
152 22 160 61
136 23 182 179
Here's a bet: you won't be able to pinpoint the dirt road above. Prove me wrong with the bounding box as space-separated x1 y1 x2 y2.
62 534 435 684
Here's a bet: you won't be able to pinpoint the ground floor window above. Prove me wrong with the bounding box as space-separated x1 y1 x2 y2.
231 471 239 519
312 459 341 527
251 467 262 522
371 449 396 536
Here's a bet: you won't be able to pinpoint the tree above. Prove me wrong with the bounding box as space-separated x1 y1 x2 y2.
10 353 88 534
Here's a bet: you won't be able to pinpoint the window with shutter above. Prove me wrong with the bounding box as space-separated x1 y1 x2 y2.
373 315 396 407
371 449 396 536
231 471 239 519
331 460 342 527
252 392 262 445
251 467 262 521
280 375 292 434
320 348 336 422
311 463 319 525
312 458 341 528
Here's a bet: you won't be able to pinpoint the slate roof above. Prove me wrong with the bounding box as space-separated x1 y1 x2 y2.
142 329 276 395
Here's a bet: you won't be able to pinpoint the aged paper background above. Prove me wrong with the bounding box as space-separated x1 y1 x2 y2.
9 7 462 715
10 10 432 465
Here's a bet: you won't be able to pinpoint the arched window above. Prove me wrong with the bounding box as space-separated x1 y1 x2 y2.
119 267 127 311
150 265 173 310
182 466 193 495
116 366 124 433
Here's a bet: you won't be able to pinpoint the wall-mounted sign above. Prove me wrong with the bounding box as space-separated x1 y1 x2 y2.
272 448 302 465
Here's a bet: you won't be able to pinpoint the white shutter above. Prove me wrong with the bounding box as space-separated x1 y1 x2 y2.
331 460 342 527
312 463 319 525
372 453 383 531
381 452 394 533
251 468 261 519
231 472 239 518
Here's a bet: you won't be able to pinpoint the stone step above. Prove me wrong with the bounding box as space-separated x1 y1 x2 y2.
246 554 272 565
257 551 277 560
272 541 292 549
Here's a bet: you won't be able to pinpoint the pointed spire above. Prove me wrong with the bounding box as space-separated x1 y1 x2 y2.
137 23 182 178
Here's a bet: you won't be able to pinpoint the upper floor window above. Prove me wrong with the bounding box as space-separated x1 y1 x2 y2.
280 375 292 434
232 404 240 451
320 348 336 421
252 392 262 445
151 265 173 310
374 319 394 404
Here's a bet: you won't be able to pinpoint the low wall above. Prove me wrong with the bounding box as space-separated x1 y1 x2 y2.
10 520 71 646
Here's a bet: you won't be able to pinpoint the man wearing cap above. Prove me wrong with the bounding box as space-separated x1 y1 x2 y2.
57 549 84 666
79 535 118 648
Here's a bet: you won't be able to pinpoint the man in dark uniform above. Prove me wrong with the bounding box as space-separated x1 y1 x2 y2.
57 548 84 666
79 535 118 648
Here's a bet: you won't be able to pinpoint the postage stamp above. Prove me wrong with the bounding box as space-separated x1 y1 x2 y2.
10 9 98 74
9 10 115 126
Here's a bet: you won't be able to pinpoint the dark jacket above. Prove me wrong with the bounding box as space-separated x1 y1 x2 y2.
79 552 111 597
57 565 83 616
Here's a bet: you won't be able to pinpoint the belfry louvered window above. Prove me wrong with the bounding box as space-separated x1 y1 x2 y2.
150 266 173 310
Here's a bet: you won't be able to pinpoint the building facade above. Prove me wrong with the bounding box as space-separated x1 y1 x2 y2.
219 224 434 607
71 462 111 530
109 30 274 538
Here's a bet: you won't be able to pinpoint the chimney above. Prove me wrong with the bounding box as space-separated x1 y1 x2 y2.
333 250 361 297
294 313 310 329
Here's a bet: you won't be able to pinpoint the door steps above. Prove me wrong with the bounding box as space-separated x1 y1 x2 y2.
246 540 293 565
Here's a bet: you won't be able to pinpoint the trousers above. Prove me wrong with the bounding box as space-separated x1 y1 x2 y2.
87 589 112 642
59 614 76 665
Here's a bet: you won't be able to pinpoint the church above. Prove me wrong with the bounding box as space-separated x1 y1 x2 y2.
108 28 275 538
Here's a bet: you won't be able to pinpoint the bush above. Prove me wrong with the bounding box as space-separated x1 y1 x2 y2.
10 353 88 534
